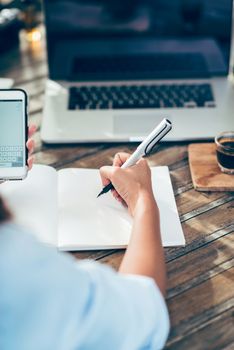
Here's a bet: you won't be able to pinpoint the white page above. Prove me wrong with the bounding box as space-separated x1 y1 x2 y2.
57 167 185 250
0 165 58 245
58 168 132 250
152 167 185 246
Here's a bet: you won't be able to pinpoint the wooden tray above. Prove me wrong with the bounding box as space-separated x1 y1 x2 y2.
188 143 234 191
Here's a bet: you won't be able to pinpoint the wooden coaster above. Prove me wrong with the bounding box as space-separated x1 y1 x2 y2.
188 143 234 191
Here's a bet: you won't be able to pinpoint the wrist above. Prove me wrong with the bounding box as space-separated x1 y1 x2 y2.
132 190 158 217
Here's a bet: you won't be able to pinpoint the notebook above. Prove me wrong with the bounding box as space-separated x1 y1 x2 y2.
0 165 185 250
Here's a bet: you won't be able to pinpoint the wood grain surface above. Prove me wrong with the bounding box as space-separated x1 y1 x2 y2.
189 143 234 191
1 32 233 350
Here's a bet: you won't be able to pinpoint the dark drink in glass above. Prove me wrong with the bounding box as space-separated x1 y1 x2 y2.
215 132 234 174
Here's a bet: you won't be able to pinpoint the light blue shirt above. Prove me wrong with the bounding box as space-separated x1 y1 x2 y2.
0 223 169 350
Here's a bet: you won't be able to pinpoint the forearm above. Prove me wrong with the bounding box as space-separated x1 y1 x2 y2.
119 193 167 296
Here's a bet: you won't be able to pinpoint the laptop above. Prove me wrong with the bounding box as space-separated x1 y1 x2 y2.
41 0 234 143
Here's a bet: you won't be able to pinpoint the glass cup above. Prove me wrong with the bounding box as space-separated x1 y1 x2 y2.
215 131 234 174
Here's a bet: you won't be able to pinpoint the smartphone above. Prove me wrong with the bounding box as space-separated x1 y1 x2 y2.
0 89 28 180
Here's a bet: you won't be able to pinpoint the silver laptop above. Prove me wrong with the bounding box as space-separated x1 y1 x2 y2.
41 0 234 143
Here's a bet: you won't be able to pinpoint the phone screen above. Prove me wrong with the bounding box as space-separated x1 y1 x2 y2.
0 99 25 168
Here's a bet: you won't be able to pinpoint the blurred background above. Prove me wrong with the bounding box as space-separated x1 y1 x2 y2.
0 0 42 48
0 0 233 80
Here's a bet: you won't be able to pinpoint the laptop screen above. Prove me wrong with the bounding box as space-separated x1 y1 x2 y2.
43 0 233 81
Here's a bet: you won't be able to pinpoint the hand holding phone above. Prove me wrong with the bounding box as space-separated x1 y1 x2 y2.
0 125 36 183
26 125 36 171
0 89 30 180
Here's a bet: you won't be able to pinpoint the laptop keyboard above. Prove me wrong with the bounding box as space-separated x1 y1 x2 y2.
0 145 24 167
68 83 215 110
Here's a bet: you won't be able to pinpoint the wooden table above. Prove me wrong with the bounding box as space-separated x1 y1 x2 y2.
1 31 234 350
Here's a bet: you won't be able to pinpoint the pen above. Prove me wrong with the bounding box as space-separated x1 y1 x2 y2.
97 118 172 198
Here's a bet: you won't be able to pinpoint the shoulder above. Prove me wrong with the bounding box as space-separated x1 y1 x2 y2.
0 223 78 293
0 222 55 267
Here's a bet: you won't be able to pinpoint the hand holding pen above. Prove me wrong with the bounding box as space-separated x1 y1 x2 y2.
98 118 172 198
100 152 156 216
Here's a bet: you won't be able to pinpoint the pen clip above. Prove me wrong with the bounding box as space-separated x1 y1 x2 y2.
144 123 168 156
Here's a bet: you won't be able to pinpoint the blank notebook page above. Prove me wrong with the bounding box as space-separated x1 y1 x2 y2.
57 167 185 250
0 165 58 245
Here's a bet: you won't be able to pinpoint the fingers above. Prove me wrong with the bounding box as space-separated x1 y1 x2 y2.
26 139 35 155
99 166 115 187
111 188 125 205
27 156 34 170
28 124 37 138
100 166 126 204
26 125 36 171
111 188 120 200
113 152 130 167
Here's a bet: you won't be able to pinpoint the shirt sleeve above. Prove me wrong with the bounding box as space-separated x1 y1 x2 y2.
76 260 170 350
0 225 170 350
